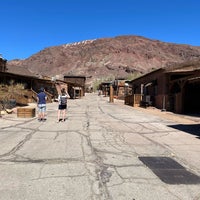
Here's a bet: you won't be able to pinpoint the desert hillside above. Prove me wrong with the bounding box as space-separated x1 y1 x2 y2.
7 35 200 84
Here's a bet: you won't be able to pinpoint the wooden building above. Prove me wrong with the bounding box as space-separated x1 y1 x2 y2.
125 60 200 114
99 81 112 97
0 72 56 104
0 56 7 72
113 79 127 100
64 75 86 98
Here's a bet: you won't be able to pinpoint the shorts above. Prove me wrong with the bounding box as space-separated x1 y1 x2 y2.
38 104 46 112
58 104 67 110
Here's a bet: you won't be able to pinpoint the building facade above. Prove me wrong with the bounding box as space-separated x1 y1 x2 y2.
0 56 7 72
64 75 86 98
126 61 200 114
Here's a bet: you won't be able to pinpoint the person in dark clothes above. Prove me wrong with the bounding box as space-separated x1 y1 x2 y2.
37 87 47 122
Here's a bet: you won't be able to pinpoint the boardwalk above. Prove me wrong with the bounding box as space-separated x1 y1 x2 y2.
0 93 200 200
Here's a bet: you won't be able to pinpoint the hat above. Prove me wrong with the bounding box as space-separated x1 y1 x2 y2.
40 87 44 92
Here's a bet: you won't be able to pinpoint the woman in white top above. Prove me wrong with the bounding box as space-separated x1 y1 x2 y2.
57 88 70 122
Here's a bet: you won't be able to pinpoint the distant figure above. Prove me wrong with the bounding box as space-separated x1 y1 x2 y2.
57 88 70 122
37 87 47 122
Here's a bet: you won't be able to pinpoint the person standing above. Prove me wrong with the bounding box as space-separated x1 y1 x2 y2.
57 88 70 122
37 87 47 122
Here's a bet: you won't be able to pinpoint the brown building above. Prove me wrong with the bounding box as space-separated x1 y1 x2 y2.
0 72 56 104
64 75 86 98
0 56 7 72
113 78 127 100
125 60 200 114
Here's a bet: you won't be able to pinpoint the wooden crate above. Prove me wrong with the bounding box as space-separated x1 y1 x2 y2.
17 107 36 118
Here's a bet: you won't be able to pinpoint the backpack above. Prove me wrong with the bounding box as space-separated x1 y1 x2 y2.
60 95 67 105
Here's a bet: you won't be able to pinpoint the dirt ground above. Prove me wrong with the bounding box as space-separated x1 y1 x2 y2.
114 98 200 125
136 106 200 125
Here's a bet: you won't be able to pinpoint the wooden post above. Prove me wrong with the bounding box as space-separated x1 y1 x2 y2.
161 95 166 111
109 85 114 103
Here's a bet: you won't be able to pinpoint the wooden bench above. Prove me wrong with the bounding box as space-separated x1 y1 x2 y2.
17 107 36 118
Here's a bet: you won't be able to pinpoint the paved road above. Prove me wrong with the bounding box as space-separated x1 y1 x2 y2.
0 93 200 200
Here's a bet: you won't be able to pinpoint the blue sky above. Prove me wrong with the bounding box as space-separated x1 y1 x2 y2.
1 0 200 61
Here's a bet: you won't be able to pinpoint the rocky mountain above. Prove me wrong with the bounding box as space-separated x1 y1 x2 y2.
7 35 200 84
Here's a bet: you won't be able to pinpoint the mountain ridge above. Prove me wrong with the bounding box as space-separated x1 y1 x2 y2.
7 35 200 84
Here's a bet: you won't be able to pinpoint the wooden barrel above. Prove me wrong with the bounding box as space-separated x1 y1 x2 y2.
17 107 36 118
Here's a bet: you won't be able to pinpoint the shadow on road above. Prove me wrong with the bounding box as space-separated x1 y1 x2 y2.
168 124 200 139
